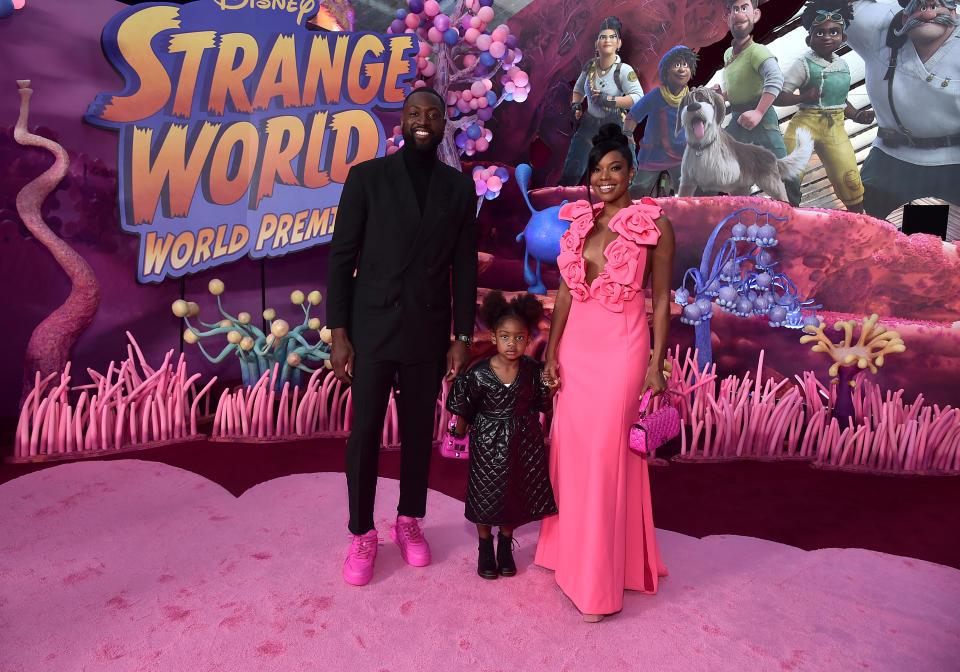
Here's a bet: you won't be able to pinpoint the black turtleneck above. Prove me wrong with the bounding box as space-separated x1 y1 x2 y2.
401 144 437 216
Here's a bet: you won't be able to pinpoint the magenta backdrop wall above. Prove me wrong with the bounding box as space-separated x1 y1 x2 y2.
2 0 958 441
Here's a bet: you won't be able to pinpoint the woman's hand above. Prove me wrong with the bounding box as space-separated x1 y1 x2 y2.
571 101 583 122
640 367 667 399
542 360 561 396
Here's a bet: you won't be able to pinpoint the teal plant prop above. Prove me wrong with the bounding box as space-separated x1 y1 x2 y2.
173 279 332 389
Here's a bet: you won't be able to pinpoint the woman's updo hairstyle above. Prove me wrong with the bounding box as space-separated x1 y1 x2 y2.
479 291 544 334
597 15 623 39
586 123 634 180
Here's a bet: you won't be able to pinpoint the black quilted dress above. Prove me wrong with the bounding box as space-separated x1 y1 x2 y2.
446 356 558 526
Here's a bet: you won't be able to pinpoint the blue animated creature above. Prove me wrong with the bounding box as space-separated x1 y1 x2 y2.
514 164 569 294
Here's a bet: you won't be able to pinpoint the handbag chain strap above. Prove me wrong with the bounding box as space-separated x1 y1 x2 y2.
637 389 673 419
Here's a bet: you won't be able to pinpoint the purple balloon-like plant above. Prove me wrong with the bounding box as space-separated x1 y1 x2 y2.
387 0 531 171
675 207 822 372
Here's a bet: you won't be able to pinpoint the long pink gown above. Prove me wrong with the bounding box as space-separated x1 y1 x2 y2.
534 198 668 615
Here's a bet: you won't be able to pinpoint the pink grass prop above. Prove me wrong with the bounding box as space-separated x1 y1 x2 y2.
210 367 403 444
210 370 547 447
672 348 960 475
11 333 212 462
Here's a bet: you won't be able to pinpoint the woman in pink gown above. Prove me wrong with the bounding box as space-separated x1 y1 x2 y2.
535 124 674 622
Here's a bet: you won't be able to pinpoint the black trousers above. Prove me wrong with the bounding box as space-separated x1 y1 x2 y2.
345 355 445 535
860 147 960 220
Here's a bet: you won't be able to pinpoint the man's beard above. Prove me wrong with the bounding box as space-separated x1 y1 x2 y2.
730 22 754 39
402 128 442 155
895 11 959 37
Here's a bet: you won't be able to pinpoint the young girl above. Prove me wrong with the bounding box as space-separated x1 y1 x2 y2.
775 0 874 212
446 291 558 580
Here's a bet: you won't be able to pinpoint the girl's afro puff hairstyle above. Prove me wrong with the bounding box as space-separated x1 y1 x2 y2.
479 291 544 334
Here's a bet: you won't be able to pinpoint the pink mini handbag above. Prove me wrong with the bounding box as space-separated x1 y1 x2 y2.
439 418 469 459
629 389 680 456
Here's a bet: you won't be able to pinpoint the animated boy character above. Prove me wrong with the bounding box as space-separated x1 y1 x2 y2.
628 45 699 197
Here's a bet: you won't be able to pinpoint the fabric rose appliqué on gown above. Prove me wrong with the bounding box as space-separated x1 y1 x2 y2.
556 199 662 312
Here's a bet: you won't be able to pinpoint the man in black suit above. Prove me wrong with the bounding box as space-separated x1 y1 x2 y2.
326 88 478 586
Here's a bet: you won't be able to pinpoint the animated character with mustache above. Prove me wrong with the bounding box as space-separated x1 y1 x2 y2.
843 0 959 219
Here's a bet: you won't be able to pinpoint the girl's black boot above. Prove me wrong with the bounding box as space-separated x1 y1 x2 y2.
497 532 517 577
478 536 498 580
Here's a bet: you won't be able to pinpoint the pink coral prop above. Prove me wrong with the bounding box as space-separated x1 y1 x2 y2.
14 80 100 407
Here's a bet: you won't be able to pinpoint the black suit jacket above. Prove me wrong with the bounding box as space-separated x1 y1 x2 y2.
326 150 478 363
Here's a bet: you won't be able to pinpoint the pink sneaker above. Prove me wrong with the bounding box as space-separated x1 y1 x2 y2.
391 515 431 567
343 529 379 586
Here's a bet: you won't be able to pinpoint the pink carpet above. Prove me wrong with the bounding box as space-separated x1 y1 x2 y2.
1 461 958 671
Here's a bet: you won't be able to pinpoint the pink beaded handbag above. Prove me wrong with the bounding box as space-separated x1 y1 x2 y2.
439 418 469 459
629 389 680 456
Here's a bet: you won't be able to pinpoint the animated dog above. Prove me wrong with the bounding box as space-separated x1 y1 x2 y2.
676 87 813 202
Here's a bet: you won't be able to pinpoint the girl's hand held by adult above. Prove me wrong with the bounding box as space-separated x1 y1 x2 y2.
542 359 561 393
